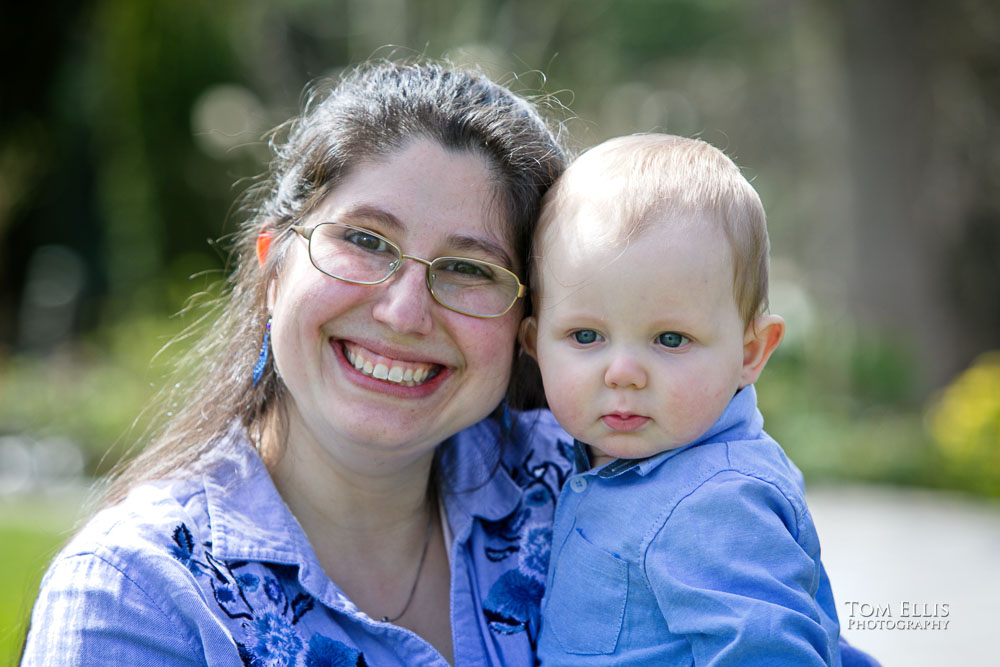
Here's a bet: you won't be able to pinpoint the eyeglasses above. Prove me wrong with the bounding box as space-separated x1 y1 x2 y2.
289 222 527 318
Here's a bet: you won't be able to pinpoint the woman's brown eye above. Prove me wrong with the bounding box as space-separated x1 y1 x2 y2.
439 260 493 279
345 231 385 251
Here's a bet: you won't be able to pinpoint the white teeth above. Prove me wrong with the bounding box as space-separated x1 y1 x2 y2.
345 346 436 386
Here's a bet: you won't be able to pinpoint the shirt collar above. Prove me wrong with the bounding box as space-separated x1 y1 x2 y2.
203 415 542 564
202 425 314 565
438 416 522 539
202 425 365 614
582 384 764 479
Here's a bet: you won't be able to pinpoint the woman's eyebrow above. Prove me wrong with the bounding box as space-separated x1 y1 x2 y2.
446 235 514 269
337 204 514 268
338 205 404 232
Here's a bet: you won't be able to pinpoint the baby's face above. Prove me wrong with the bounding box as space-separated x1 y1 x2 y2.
525 212 749 466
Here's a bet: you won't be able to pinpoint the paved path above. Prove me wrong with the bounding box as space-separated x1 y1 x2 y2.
807 484 1000 667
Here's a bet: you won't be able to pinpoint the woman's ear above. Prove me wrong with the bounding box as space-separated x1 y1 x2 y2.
256 230 274 267
519 316 539 360
256 227 282 310
740 314 785 387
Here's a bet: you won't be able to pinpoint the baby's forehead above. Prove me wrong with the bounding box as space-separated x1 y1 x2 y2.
539 198 624 250
535 209 734 294
538 203 715 261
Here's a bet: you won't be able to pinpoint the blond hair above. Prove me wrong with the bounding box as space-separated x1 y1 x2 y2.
534 133 769 327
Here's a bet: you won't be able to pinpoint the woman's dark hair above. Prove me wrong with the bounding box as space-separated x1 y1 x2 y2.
99 59 567 505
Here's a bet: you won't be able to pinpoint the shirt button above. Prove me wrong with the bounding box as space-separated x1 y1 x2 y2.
570 477 588 493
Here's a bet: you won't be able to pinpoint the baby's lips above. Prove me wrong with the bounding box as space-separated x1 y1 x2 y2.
601 414 650 432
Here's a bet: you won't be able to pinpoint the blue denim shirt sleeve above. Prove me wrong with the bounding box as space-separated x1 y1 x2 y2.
644 470 834 666
24 550 205 665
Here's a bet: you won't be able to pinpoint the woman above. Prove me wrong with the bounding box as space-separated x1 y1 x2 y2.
22 60 572 666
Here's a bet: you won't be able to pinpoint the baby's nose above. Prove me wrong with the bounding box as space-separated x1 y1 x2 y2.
604 352 648 390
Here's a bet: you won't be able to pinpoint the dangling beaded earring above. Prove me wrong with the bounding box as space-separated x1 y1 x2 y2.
500 400 513 432
252 318 272 386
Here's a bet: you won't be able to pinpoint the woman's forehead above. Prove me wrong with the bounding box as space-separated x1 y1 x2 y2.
305 141 515 263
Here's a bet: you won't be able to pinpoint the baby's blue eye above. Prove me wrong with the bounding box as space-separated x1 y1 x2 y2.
572 330 602 345
657 332 689 348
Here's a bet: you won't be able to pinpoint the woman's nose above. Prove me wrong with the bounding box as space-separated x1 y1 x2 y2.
604 351 648 390
371 260 435 335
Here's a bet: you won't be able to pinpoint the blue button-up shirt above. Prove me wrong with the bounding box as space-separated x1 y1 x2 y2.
23 410 573 666
537 386 844 666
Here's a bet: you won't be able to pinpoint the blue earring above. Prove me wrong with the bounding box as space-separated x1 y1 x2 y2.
500 401 513 432
252 318 272 386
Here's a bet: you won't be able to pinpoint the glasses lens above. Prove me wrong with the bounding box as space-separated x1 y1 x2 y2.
309 223 400 284
429 258 520 317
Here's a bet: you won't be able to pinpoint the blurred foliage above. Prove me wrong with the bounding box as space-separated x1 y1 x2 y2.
0 313 182 477
0 0 998 496
926 352 1000 496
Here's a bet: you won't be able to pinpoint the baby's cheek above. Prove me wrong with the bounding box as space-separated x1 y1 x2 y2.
545 391 589 441
675 385 731 442
536 349 593 437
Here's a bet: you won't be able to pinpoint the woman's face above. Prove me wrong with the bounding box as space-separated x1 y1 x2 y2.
268 139 522 472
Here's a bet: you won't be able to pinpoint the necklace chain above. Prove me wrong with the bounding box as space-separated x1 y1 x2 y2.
381 508 434 624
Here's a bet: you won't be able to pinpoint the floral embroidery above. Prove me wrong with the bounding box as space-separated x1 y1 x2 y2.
484 569 545 635
305 634 369 666
167 522 366 666
481 438 573 645
238 572 261 591
170 523 202 576
520 525 553 574
263 576 285 605
242 612 303 665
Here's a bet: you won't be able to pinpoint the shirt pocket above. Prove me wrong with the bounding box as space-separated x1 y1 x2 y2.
544 527 628 655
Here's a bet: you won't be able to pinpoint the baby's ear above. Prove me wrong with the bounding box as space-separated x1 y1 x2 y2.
740 314 785 387
518 316 539 360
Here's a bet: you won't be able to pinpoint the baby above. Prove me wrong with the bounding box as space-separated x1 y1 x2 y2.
521 134 849 665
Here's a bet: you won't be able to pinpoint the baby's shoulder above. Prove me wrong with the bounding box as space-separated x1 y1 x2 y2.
640 438 810 530
719 435 807 500
637 440 820 557
658 434 800 491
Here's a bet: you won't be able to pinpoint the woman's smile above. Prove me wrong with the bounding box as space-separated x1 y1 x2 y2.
342 341 441 386
336 339 448 391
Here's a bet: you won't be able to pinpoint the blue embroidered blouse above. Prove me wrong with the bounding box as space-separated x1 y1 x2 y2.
22 410 573 666
537 386 845 666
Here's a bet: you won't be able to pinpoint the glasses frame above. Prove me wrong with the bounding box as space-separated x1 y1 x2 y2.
288 222 527 318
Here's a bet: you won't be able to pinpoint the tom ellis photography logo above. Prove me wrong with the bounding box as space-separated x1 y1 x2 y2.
842 601 951 631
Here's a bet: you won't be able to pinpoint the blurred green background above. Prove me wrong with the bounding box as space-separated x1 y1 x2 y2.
1 0 998 660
